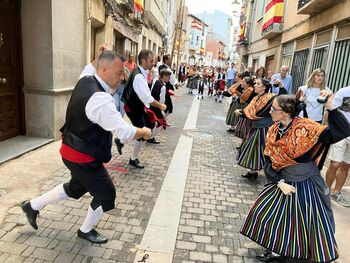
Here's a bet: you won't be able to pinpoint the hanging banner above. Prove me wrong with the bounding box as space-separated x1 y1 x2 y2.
191 20 203 31
262 0 284 32
134 0 144 13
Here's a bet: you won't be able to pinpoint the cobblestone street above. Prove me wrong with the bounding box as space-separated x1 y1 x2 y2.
0 87 349 263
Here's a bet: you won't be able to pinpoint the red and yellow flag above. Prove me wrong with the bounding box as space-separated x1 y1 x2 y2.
262 0 284 31
134 0 144 13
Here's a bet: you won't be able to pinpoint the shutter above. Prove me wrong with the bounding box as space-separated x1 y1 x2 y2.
290 49 309 93
328 39 350 92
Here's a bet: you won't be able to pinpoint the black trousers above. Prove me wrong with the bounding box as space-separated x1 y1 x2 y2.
62 159 116 212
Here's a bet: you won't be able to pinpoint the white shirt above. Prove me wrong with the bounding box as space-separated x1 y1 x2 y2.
133 66 155 105
333 86 350 124
298 85 331 122
80 63 96 79
150 80 166 104
85 73 136 143
160 84 166 104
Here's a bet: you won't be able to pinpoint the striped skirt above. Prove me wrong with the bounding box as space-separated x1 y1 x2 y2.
234 117 253 140
241 180 338 263
226 101 245 126
236 126 268 171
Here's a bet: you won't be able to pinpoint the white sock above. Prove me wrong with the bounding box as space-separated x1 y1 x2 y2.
30 183 68 211
152 126 163 136
131 141 143 160
79 205 104 233
271 252 280 256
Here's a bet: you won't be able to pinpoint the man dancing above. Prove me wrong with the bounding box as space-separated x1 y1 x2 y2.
118 49 167 169
20 51 152 244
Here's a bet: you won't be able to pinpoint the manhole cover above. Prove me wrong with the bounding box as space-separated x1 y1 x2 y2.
187 130 214 140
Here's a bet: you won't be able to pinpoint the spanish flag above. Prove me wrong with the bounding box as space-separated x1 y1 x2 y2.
262 0 284 31
134 0 144 13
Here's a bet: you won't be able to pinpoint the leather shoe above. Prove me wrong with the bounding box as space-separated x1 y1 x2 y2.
241 171 258 180
147 138 160 144
256 251 283 262
77 229 108 244
114 138 124 155
20 200 39 230
129 158 144 169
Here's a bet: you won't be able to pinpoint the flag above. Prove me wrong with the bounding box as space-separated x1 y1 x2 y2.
262 0 284 31
134 0 144 13
191 20 203 31
239 23 246 41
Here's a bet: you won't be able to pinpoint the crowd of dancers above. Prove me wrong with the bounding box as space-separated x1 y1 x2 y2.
18 46 350 263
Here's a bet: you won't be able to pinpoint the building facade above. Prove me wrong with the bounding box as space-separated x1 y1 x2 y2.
186 14 208 66
0 0 169 144
206 36 226 67
238 0 350 92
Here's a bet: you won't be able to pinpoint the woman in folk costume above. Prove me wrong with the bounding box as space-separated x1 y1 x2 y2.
241 93 350 263
235 78 276 179
233 77 256 139
187 66 198 94
225 74 254 132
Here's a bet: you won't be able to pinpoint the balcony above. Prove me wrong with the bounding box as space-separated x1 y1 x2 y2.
144 0 167 35
297 0 344 15
261 23 284 39
118 0 134 14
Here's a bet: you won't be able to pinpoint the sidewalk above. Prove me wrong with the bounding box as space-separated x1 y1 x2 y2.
0 87 349 263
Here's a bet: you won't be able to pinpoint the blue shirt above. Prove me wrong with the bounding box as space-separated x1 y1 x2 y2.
270 73 293 94
227 67 237 80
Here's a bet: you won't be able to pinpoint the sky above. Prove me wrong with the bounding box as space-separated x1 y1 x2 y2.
185 0 234 16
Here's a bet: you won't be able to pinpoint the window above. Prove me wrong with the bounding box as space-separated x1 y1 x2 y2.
328 39 350 92
310 46 329 72
291 49 310 93
257 0 268 20
281 42 294 68
142 36 147 49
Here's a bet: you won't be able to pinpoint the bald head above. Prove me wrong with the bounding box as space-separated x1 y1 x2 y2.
96 51 125 89
280 65 289 77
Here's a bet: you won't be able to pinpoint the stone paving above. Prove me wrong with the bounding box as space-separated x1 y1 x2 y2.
0 87 349 263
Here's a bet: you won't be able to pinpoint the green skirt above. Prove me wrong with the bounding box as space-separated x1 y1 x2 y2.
226 100 245 126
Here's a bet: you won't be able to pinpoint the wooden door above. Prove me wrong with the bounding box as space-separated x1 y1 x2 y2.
0 0 23 141
265 56 275 80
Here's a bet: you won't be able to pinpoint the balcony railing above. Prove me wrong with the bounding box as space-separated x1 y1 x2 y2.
261 23 284 39
118 0 134 13
297 0 344 15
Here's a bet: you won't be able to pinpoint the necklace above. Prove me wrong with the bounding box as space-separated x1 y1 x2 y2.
277 119 293 137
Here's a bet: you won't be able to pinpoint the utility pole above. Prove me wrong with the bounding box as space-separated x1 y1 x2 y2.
170 0 184 64
175 0 185 73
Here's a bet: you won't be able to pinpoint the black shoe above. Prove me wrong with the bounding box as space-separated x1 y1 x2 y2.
147 138 160 144
129 158 144 169
20 201 39 230
114 138 124 155
241 171 258 180
227 129 235 133
219 100 223 103
77 229 108 244
256 251 283 262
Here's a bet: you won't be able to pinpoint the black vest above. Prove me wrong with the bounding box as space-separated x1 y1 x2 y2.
151 80 164 101
159 64 175 91
60 76 112 163
122 66 145 113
